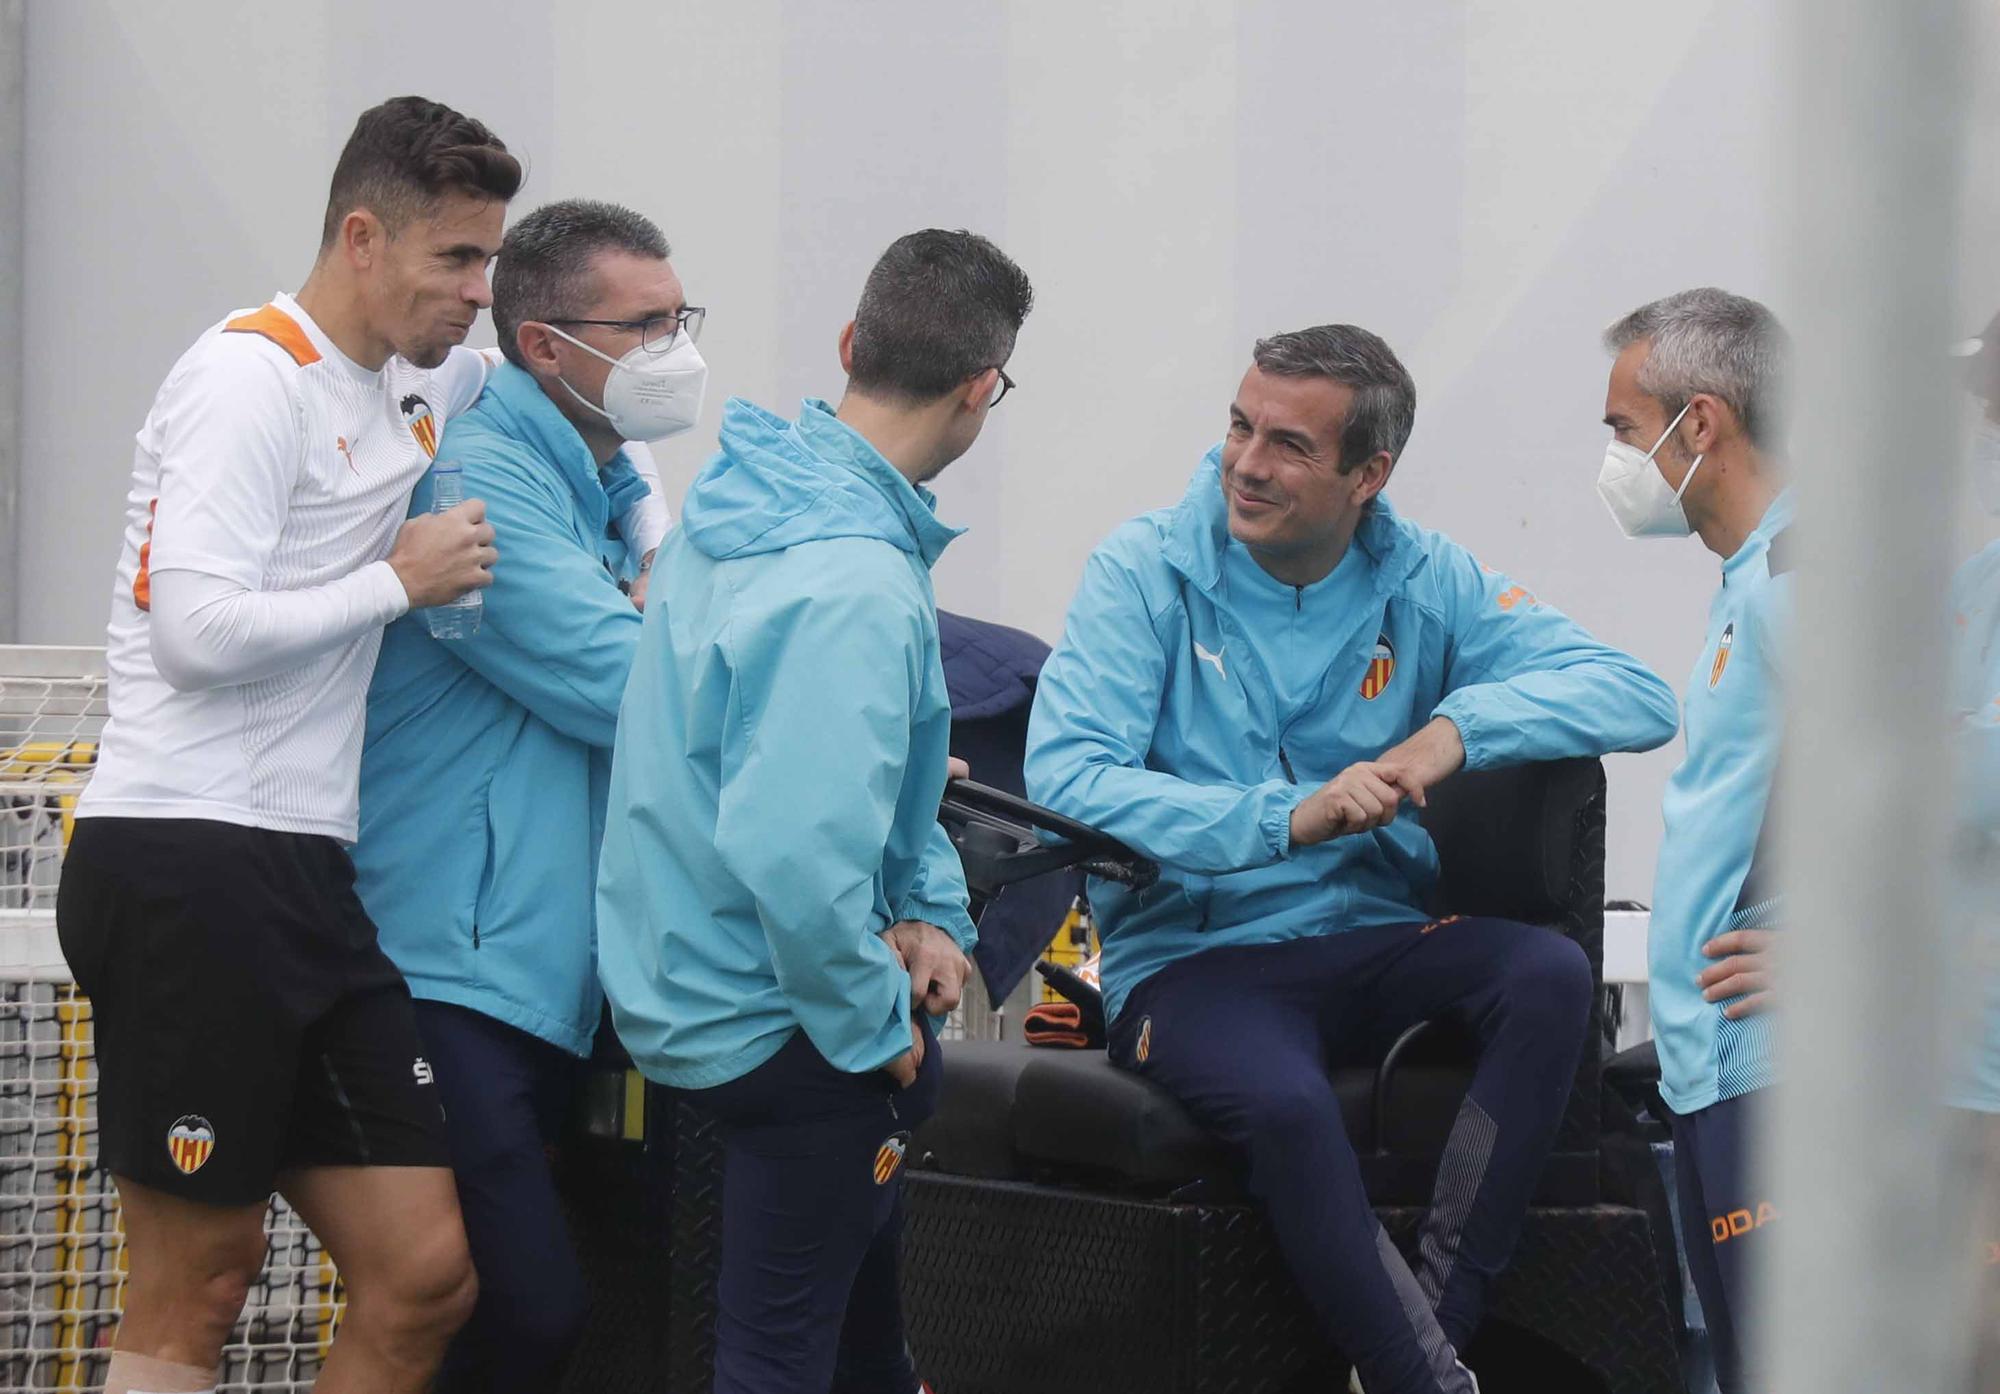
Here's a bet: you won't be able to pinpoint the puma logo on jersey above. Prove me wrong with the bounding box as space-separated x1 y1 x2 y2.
335 436 356 473
412 1057 435 1086
1193 642 1227 679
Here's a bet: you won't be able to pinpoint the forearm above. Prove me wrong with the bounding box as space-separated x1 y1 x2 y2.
1435 660 1678 769
1029 751 1303 874
149 565 409 691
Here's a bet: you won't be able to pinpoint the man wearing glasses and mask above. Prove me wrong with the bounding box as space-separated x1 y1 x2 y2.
351 198 707 1394
597 228 1028 1394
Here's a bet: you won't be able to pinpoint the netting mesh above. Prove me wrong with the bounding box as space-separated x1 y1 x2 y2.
0 649 343 1393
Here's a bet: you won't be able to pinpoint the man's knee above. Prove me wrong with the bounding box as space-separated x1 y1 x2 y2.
349 1219 479 1345
117 1188 268 1354
1502 929 1593 1022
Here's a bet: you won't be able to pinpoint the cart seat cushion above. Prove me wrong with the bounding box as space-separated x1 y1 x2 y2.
919 1038 1478 1191
915 1038 1031 1179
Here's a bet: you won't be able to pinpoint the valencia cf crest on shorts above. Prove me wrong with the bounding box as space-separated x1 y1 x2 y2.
1359 633 1396 701
167 1115 216 1175
873 1131 911 1185
1710 622 1735 688
400 394 439 458
1136 1015 1154 1064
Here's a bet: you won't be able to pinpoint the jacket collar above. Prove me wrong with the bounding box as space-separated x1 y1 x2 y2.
1159 446 1425 604
475 362 651 528
795 398 965 568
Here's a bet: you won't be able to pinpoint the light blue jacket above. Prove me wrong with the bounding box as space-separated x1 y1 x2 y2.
354 362 648 1057
1647 490 1792 1113
596 398 977 1090
1026 451 1680 1023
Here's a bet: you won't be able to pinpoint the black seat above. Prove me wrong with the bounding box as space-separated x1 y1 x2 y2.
916 757 1608 1206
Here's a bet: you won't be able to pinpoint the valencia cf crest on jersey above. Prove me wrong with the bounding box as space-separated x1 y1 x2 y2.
1359 633 1396 701
1710 622 1735 688
873 1131 911 1185
400 394 439 458
167 1115 215 1175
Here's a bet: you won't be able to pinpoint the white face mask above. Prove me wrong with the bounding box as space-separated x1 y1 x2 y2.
1973 417 2000 517
545 324 708 442
1596 400 1705 538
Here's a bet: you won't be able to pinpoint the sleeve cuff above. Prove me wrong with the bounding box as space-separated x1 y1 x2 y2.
1430 698 1487 771
358 559 413 623
1261 783 1312 859
894 898 978 952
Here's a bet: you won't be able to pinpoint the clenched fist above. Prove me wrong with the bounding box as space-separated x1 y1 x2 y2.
390 500 498 609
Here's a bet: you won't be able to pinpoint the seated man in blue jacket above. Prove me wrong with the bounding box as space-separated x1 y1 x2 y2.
596 229 1031 1394
1026 324 1679 1394
353 198 706 1394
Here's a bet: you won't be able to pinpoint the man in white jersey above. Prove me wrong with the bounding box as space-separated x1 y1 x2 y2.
55 97 521 1394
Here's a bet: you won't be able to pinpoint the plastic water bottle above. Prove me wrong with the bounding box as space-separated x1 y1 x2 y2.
424 464 482 641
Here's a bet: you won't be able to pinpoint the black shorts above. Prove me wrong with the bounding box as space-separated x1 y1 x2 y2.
56 817 450 1205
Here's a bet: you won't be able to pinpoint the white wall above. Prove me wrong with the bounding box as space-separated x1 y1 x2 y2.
17 0 1820 898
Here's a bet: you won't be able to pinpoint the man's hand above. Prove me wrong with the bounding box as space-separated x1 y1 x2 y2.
1372 716 1467 810
947 757 970 781
629 548 657 612
1290 762 1405 846
1699 928 1776 1019
389 500 497 608
885 1018 926 1089
880 919 972 1015
1288 717 1469 849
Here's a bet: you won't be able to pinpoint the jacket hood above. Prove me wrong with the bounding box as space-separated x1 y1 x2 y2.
680 397 963 566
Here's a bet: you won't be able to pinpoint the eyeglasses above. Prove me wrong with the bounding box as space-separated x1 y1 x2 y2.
548 306 707 353
988 366 1016 409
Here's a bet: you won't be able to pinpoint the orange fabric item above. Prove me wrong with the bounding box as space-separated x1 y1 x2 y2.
222 304 322 367
132 497 158 611
1024 999 1091 1049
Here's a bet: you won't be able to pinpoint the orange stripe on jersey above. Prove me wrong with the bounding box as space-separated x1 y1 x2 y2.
133 498 158 612
222 304 321 366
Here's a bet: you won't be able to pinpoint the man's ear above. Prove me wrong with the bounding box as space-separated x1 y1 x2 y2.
1349 450 1396 506
961 368 997 414
515 322 563 376
837 320 857 376
1683 393 1729 454
338 209 383 271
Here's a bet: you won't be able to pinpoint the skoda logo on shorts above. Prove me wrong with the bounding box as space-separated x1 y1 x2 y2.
166 1115 216 1175
873 1131 911 1186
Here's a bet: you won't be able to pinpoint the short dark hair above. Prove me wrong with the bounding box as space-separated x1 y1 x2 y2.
848 230 1034 402
1251 324 1418 473
318 96 522 250
492 199 672 370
